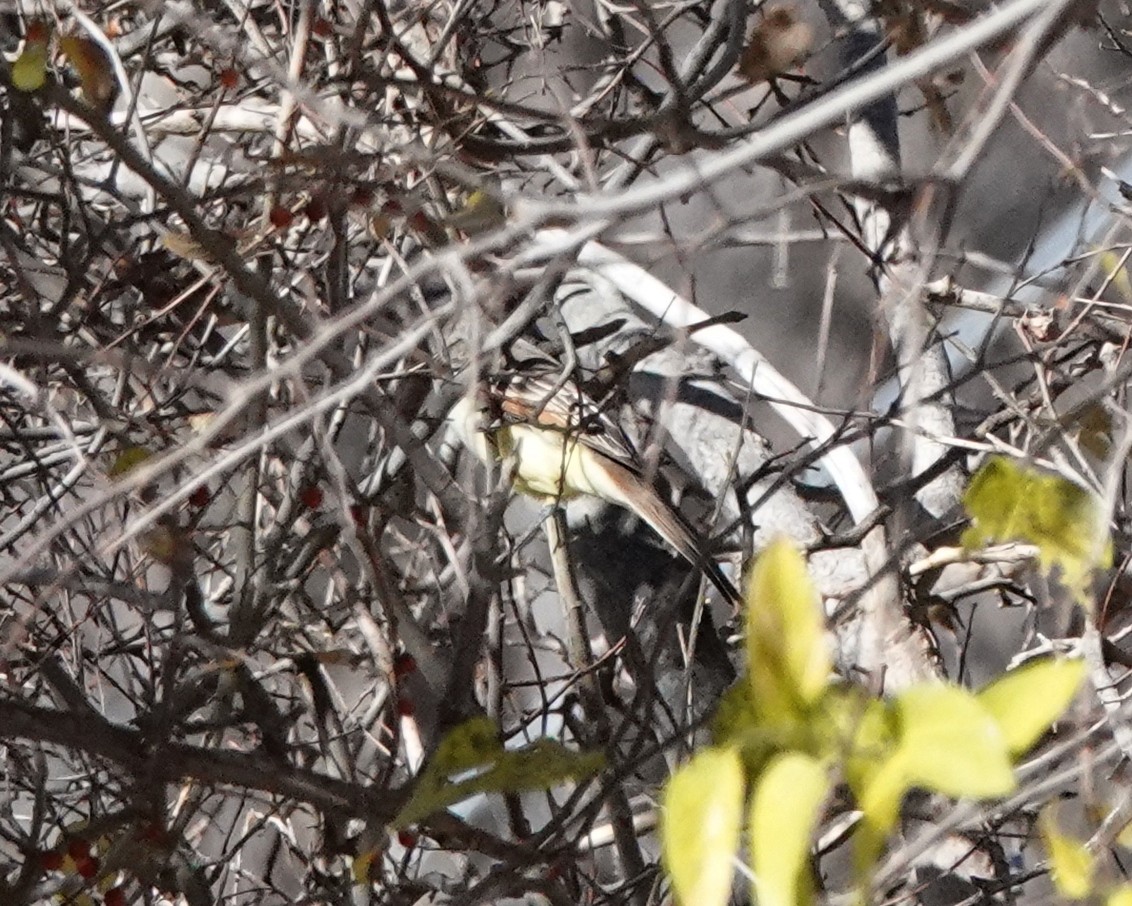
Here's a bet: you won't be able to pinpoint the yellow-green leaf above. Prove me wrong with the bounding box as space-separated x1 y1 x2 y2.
394 723 602 828
852 750 908 876
1041 805 1095 900
12 44 48 92
109 445 151 477
11 20 50 92
836 688 904 874
745 538 830 723
831 687 894 774
443 189 506 234
962 456 1111 604
895 685 1015 798
977 658 1084 757
351 847 379 885
471 740 604 796
749 752 829 906
432 716 502 773
662 747 744 906
848 685 1015 879
1117 814 1132 851
1099 249 1132 304
712 680 760 748
838 689 900 825
711 679 783 777
1107 883 1132 906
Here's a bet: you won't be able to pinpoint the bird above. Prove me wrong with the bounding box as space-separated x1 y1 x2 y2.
450 366 742 608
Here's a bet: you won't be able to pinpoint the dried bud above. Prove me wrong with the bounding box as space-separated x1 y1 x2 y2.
738 4 814 84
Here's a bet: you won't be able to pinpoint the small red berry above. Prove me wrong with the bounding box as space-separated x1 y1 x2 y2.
188 485 210 508
392 654 417 679
66 838 91 861
217 67 239 90
74 854 99 879
396 830 418 848
38 850 64 871
312 17 333 38
268 205 294 229
350 186 375 208
298 485 323 509
396 696 415 717
104 887 127 906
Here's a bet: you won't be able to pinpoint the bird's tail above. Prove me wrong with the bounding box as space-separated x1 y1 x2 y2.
611 467 743 610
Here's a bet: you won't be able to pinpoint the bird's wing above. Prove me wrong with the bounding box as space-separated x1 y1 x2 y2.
494 371 643 474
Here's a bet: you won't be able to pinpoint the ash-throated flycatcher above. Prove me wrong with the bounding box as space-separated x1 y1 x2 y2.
451 368 742 607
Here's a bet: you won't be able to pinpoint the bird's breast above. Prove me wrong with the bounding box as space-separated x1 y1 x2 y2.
453 394 625 503
501 423 611 501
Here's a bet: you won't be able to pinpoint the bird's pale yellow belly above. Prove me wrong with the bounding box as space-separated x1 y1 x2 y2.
498 423 609 501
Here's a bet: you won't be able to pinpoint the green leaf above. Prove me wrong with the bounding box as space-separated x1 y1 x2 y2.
662 747 744 906
848 685 1020 877
852 750 909 877
830 687 894 772
442 189 507 234
473 740 605 796
432 716 502 773
12 21 50 92
962 456 1111 604
895 685 1015 798
749 753 829 906
394 719 603 827
838 691 901 815
1099 249 1132 304
1041 805 1095 900
12 43 48 91
713 680 760 748
977 658 1084 757
109 445 151 478
1107 884 1132 906
745 538 831 723
352 847 379 885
